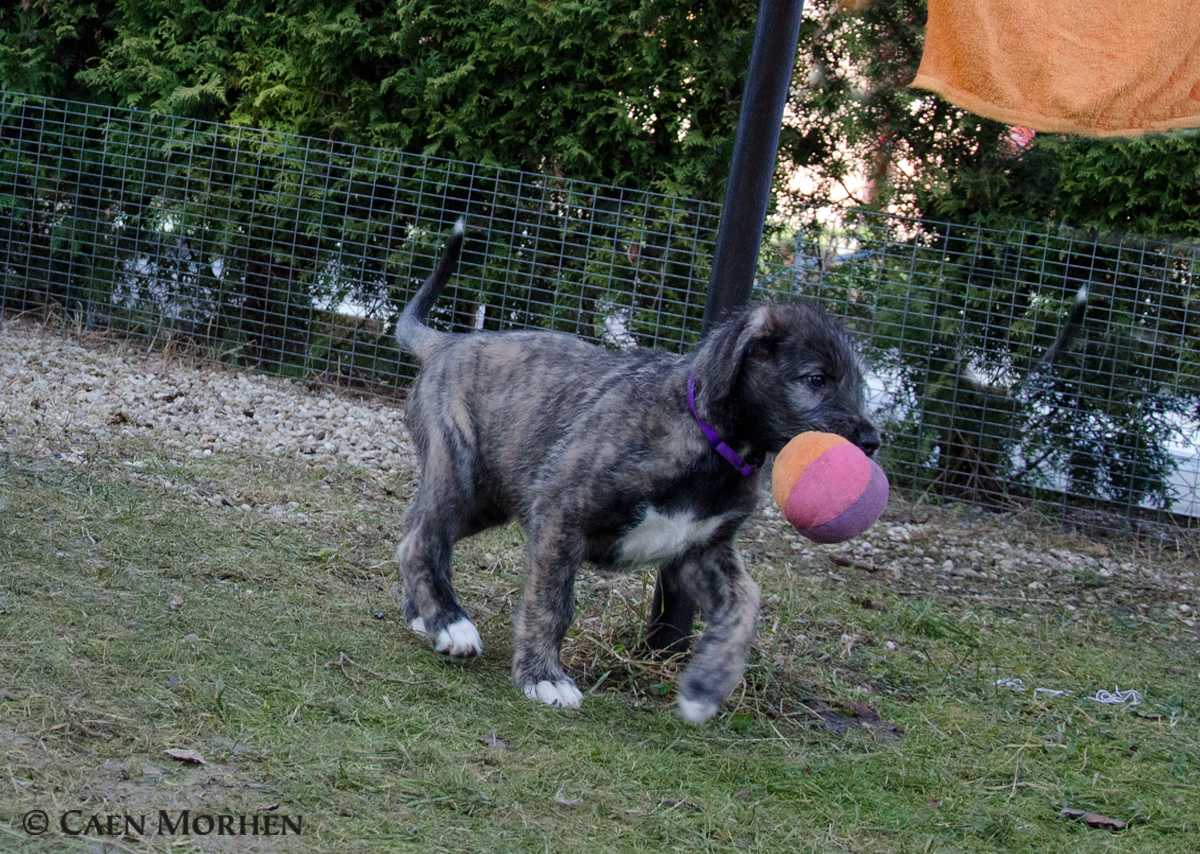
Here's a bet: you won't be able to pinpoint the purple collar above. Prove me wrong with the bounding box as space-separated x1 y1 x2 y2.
687 372 756 477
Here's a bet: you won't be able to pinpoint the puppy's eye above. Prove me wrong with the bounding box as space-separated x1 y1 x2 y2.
804 374 826 390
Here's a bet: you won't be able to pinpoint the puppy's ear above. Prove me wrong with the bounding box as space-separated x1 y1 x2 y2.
693 305 781 407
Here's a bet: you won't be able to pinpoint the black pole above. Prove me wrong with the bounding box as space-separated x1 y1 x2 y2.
701 0 806 333
647 0 805 653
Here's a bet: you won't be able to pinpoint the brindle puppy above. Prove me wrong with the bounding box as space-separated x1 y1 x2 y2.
396 220 879 722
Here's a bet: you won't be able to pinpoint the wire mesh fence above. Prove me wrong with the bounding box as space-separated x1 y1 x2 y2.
786 216 1200 524
2 91 1198 524
0 92 720 384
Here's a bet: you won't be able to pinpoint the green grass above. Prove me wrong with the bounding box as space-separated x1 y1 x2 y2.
1 439 1197 853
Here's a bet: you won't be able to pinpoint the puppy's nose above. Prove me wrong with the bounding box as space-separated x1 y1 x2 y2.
854 424 881 458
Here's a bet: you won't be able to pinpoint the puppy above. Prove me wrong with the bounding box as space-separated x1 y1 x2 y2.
395 220 879 722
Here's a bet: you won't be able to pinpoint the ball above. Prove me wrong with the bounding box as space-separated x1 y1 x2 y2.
771 432 889 543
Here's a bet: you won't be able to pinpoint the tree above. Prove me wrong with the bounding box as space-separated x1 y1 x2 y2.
774 1 1198 515
2 0 761 203
779 0 1058 225
0 1 107 100
1050 133 1200 240
783 0 1200 240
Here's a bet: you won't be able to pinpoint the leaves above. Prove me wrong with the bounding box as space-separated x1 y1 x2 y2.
12 0 1200 235
7 0 757 202
788 1 1200 240
802 699 906 742
1061 808 1127 831
163 747 206 765
1051 134 1200 240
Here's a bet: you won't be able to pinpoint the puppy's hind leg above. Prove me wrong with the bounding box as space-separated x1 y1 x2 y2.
511 517 585 709
397 446 483 658
398 523 484 657
397 517 483 657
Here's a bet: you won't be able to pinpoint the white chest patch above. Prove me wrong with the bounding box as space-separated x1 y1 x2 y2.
617 508 725 566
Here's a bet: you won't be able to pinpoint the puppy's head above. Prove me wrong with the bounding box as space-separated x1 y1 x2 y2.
694 303 880 458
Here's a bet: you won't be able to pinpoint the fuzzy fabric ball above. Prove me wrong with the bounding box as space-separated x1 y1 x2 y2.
771 432 889 543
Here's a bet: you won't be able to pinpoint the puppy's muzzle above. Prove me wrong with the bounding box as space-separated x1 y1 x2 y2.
853 423 881 457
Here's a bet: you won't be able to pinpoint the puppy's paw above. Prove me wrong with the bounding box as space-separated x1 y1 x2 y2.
676 696 720 724
434 617 484 657
522 679 583 709
408 616 427 637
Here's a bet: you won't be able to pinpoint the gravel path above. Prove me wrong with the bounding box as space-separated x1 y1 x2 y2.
1 323 414 481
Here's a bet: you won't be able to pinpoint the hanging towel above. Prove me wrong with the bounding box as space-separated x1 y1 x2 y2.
910 0 1200 137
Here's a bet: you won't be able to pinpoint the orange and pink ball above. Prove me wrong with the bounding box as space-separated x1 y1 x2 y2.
771 432 889 543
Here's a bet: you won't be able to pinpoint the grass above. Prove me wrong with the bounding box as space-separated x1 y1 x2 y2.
1 435 1198 853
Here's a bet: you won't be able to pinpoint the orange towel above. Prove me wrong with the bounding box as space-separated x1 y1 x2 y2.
910 0 1200 137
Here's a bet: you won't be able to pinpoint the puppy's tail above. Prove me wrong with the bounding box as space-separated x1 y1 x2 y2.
396 218 466 359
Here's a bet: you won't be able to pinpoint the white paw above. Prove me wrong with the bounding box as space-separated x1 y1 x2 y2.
676 696 719 723
523 680 583 709
434 617 483 657
409 617 427 637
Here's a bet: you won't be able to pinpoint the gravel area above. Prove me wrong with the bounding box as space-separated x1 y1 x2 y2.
754 499 1192 614
1 322 414 481
3 322 1196 627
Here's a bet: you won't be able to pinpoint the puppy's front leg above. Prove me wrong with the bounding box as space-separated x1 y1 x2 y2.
511 521 584 709
674 542 761 723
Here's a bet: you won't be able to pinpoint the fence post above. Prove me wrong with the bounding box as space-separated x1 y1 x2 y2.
648 0 806 654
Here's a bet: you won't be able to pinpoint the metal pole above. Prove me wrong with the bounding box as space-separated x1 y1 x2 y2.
648 0 806 653
701 0 806 333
